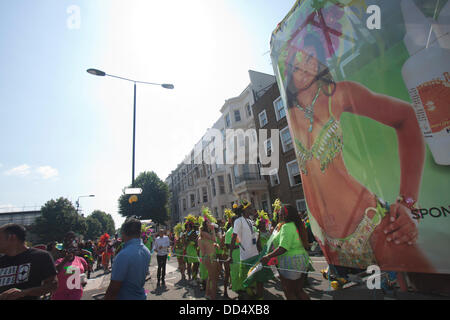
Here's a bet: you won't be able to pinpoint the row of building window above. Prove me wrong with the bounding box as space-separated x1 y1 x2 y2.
258 96 286 128
180 171 234 211
224 104 252 128
262 126 293 156
269 160 301 188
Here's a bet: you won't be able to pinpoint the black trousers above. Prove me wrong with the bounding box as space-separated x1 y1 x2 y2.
157 255 168 281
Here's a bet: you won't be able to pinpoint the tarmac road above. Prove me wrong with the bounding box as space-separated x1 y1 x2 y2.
81 253 449 300
82 254 331 300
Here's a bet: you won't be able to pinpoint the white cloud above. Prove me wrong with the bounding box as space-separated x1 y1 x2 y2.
4 164 31 177
36 166 59 179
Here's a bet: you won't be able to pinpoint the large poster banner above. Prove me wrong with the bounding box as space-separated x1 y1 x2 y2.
270 0 450 273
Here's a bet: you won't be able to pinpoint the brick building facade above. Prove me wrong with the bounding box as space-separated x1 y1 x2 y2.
252 82 307 213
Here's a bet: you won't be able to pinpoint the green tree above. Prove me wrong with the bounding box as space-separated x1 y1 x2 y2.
85 216 103 240
118 171 169 224
88 210 116 236
31 197 86 243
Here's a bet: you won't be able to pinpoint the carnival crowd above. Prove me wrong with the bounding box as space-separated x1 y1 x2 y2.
0 198 318 300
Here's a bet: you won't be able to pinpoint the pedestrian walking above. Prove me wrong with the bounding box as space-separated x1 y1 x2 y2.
104 218 151 300
0 224 58 300
154 229 170 287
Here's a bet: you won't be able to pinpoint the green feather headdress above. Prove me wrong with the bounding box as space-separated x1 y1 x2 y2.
174 223 184 238
184 214 197 227
224 208 236 229
198 206 217 229
255 209 270 227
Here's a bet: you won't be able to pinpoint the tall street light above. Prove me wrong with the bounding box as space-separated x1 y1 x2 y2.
87 68 174 188
76 194 95 214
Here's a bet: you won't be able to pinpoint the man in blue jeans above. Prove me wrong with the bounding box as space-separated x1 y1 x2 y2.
104 218 151 300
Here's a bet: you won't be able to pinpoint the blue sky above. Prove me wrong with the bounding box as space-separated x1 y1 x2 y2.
0 0 297 228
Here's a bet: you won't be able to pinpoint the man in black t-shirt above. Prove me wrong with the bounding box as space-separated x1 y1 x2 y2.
0 224 58 300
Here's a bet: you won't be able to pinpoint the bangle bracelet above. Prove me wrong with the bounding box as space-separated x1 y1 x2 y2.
396 195 418 210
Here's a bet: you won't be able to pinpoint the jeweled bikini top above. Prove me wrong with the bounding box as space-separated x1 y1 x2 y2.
294 87 343 175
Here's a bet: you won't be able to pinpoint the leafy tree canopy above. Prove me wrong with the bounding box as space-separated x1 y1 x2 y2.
88 210 116 236
118 171 169 224
31 197 86 243
31 198 116 243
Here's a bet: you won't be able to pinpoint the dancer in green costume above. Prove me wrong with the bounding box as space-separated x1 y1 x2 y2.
222 208 236 298
199 261 209 290
256 210 271 250
183 215 200 282
173 223 186 281
225 214 242 296
198 207 220 300
261 204 313 300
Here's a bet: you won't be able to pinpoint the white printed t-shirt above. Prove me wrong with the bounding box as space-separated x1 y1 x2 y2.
153 236 170 256
233 216 259 261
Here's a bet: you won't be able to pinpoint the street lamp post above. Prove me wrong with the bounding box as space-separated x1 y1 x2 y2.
87 68 174 188
76 194 95 214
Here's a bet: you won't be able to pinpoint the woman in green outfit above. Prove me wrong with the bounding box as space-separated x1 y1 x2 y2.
261 204 312 300
198 208 220 300
174 223 186 281
222 210 234 298
184 216 200 282
256 210 271 251
217 222 228 279
224 215 242 297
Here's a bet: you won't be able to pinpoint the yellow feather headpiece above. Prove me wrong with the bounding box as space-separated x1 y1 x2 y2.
224 208 236 220
241 199 251 210
184 214 197 227
272 198 282 222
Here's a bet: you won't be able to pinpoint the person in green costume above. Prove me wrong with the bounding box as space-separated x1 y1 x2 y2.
143 234 153 254
215 221 226 282
225 214 242 297
173 223 186 281
256 210 271 251
198 208 220 300
261 204 312 300
199 260 209 291
183 216 200 283
229 200 273 300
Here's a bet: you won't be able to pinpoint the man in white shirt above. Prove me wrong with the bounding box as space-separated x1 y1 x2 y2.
153 229 170 287
229 201 264 299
